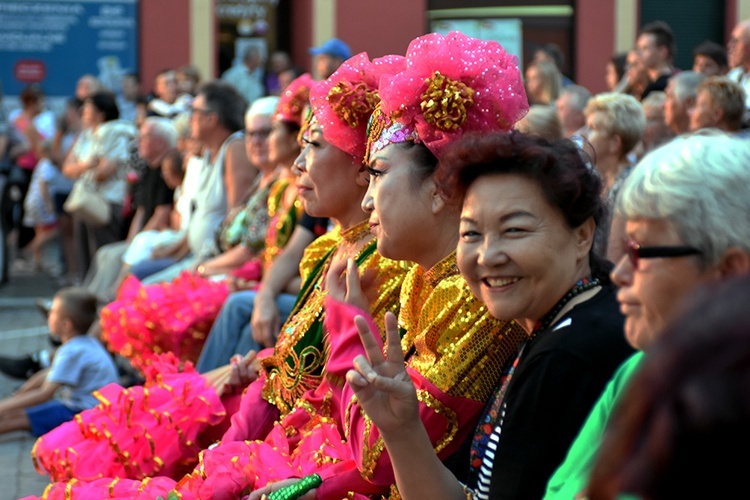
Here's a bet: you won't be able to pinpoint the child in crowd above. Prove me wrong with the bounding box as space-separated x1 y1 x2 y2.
0 287 119 436
22 140 71 273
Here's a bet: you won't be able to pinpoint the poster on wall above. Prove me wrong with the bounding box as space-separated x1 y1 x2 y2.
0 0 138 104
432 18 523 72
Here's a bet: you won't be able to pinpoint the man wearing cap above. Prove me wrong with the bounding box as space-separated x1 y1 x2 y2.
309 37 351 80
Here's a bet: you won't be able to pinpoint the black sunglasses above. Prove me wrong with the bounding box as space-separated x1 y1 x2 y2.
625 240 702 269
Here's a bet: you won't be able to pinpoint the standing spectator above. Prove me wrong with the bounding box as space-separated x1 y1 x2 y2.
525 59 562 105
615 49 650 100
0 80 11 285
727 19 750 123
534 42 575 86
692 40 729 76
221 45 265 106
75 74 102 101
62 91 137 279
264 51 292 95
22 140 64 273
663 70 705 134
116 72 141 123
689 76 746 133
556 84 592 137
636 21 678 99
606 53 628 91
308 37 351 80
148 69 189 118
176 64 201 97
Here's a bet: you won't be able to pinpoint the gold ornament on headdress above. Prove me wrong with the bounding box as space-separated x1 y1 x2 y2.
297 105 314 144
327 81 380 129
420 71 475 131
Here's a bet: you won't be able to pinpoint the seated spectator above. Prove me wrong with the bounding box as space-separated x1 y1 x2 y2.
0 287 118 436
81 116 176 303
689 76 747 133
129 80 254 284
692 40 729 76
545 132 750 499
586 274 750 499
514 104 563 141
264 51 292 95
727 19 750 123
640 90 674 156
664 70 705 134
556 84 592 137
583 92 646 262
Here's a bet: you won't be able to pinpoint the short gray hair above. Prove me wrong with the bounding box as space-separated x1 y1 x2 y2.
143 116 178 148
617 131 750 266
669 71 705 103
560 84 592 111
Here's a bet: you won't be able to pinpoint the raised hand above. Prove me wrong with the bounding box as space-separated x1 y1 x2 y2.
324 258 377 313
346 311 419 434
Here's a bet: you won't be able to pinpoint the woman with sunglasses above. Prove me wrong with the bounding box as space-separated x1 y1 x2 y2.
546 131 750 499
345 130 635 500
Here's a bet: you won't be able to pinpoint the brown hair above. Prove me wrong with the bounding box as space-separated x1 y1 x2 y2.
56 287 98 334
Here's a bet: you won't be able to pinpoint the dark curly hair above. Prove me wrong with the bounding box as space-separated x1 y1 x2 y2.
436 131 611 283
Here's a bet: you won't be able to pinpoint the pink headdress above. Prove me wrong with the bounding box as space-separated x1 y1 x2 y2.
367 31 529 162
309 52 406 164
275 73 314 127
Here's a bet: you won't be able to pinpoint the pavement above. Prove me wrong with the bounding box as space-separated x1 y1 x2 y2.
0 251 65 500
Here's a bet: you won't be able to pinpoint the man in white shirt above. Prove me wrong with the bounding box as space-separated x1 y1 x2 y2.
727 19 750 124
221 45 265 106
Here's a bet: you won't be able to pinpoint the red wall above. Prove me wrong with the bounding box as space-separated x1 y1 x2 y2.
337 1 427 58
139 0 191 93
575 0 615 94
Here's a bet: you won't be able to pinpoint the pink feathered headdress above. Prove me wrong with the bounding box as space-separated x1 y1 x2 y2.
276 73 314 126
309 52 406 164
368 31 529 161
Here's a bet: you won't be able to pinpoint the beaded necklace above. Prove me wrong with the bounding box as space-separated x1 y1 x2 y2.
529 276 601 338
468 277 601 485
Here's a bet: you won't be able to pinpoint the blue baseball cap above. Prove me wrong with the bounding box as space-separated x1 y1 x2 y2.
309 38 352 60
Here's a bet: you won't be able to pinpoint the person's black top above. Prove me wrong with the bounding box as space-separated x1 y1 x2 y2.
488 285 634 500
641 72 672 100
134 164 173 229
298 212 329 239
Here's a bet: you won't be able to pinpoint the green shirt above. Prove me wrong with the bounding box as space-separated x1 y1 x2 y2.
544 351 645 499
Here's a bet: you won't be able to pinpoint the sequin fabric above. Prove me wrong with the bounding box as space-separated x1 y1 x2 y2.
375 31 529 159
261 176 303 272
399 252 527 402
261 223 409 414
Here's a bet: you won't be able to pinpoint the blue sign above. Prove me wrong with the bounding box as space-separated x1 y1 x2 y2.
0 0 138 98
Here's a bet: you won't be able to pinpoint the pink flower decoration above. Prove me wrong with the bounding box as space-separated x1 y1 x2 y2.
378 31 529 158
276 72 314 126
309 52 406 163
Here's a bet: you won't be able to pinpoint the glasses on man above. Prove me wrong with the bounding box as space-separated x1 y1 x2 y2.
625 240 702 269
244 128 272 140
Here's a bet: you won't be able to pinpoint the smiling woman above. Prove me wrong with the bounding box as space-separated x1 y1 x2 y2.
345 131 634 500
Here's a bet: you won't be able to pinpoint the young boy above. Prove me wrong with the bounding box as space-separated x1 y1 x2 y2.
0 288 119 436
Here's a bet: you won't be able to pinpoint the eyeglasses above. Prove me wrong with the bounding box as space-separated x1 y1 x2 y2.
244 128 272 140
625 240 702 269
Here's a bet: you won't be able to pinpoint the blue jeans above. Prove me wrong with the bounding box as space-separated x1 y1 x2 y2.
130 257 177 281
195 290 297 373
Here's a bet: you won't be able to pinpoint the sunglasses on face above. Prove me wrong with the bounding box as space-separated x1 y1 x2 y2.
625 240 702 269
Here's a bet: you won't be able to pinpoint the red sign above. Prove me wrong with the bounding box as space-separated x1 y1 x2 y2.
14 61 46 83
